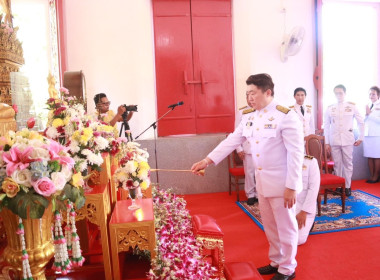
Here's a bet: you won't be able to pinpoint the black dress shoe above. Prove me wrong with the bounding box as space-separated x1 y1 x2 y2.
345 188 351 197
367 178 380 184
271 271 296 280
247 197 258 205
258 264 278 275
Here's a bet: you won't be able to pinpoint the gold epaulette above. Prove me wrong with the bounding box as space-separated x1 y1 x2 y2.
243 108 255 114
289 105 294 108
276 105 290 114
304 155 314 160
348 101 356 105
306 105 312 108
239 105 248 110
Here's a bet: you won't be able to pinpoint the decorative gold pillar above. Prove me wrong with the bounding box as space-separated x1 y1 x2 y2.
0 13 25 105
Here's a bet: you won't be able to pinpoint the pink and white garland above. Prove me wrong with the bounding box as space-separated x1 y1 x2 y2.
148 188 216 279
16 217 32 280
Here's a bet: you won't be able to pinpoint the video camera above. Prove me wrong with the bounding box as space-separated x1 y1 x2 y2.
123 104 138 112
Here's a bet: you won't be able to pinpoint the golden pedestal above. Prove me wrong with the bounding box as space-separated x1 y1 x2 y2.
109 199 156 280
0 205 54 280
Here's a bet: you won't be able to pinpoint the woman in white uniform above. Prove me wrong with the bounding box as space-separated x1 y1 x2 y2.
363 86 380 183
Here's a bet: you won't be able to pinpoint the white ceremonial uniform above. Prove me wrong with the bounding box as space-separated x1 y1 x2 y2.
290 104 315 136
364 100 380 158
208 100 304 275
296 156 320 245
235 106 257 199
323 101 364 189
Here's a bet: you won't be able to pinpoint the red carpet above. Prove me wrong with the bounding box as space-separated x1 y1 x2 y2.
184 179 380 280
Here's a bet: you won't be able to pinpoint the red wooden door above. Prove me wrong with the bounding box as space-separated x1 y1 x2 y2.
153 0 235 136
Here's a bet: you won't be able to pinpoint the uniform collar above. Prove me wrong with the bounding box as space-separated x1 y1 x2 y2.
259 99 277 113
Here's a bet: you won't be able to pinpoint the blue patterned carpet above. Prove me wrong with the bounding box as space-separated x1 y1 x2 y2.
236 190 380 234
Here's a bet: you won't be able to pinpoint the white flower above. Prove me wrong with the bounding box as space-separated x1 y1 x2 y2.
83 150 103 166
79 161 88 172
69 140 80 153
11 169 32 187
94 136 109 150
125 161 137 173
133 180 139 187
46 127 59 139
51 172 67 191
61 164 73 181
29 147 50 161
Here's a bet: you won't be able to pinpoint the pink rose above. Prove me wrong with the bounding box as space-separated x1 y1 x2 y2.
32 177 56 196
12 104 18 113
27 117 35 129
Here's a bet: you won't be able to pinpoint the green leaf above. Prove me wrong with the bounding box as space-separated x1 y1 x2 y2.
7 191 50 219
0 193 6 201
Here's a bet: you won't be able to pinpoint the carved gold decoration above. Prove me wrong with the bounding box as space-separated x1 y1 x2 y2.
0 203 54 280
117 228 150 252
47 72 58 99
0 102 16 136
0 13 24 106
195 235 226 280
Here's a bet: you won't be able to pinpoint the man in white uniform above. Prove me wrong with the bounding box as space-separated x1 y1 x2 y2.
191 74 303 280
296 155 320 245
289 87 315 136
235 105 258 205
324 84 364 197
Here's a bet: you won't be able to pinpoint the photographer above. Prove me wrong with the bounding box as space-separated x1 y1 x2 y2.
94 93 134 127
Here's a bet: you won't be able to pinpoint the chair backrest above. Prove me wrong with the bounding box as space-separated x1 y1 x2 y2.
304 134 329 174
229 150 244 168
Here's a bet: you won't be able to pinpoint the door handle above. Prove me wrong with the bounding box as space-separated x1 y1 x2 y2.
183 71 189 95
200 71 209 94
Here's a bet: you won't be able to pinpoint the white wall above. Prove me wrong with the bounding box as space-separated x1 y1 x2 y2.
63 0 316 139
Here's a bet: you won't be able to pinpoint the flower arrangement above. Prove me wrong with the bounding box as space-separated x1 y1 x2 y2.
148 187 216 279
45 87 125 174
0 129 85 219
114 141 150 192
0 129 86 278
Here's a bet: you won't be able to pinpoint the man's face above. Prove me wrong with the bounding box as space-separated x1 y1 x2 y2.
246 84 271 110
369 90 379 103
294 91 306 105
334 88 346 103
97 97 110 113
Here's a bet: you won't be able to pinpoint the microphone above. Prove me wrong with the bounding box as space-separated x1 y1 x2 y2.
168 101 184 109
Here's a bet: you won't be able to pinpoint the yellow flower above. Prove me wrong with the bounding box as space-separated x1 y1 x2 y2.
139 161 150 171
82 128 93 137
140 181 148 190
72 130 81 141
52 118 64 128
116 171 128 181
28 131 43 141
63 116 71 126
79 135 90 145
2 178 20 198
71 172 84 188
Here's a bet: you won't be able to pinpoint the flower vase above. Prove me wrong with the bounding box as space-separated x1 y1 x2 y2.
82 169 93 193
128 187 141 210
0 204 54 280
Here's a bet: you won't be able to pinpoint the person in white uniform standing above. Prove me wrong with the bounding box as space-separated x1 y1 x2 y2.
191 74 304 280
323 84 364 197
289 87 315 136
363 86 380 183
296 155 320 245
235 105 258 205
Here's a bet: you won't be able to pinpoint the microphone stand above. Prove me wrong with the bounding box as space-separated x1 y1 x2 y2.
135 106 178 184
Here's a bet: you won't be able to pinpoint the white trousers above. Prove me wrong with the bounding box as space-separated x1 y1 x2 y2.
243 154 257 198
296 211 315 245
331 145 353 189
258 194 298 275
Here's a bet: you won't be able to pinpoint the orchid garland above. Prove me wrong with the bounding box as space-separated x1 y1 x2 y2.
148 187 216 279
